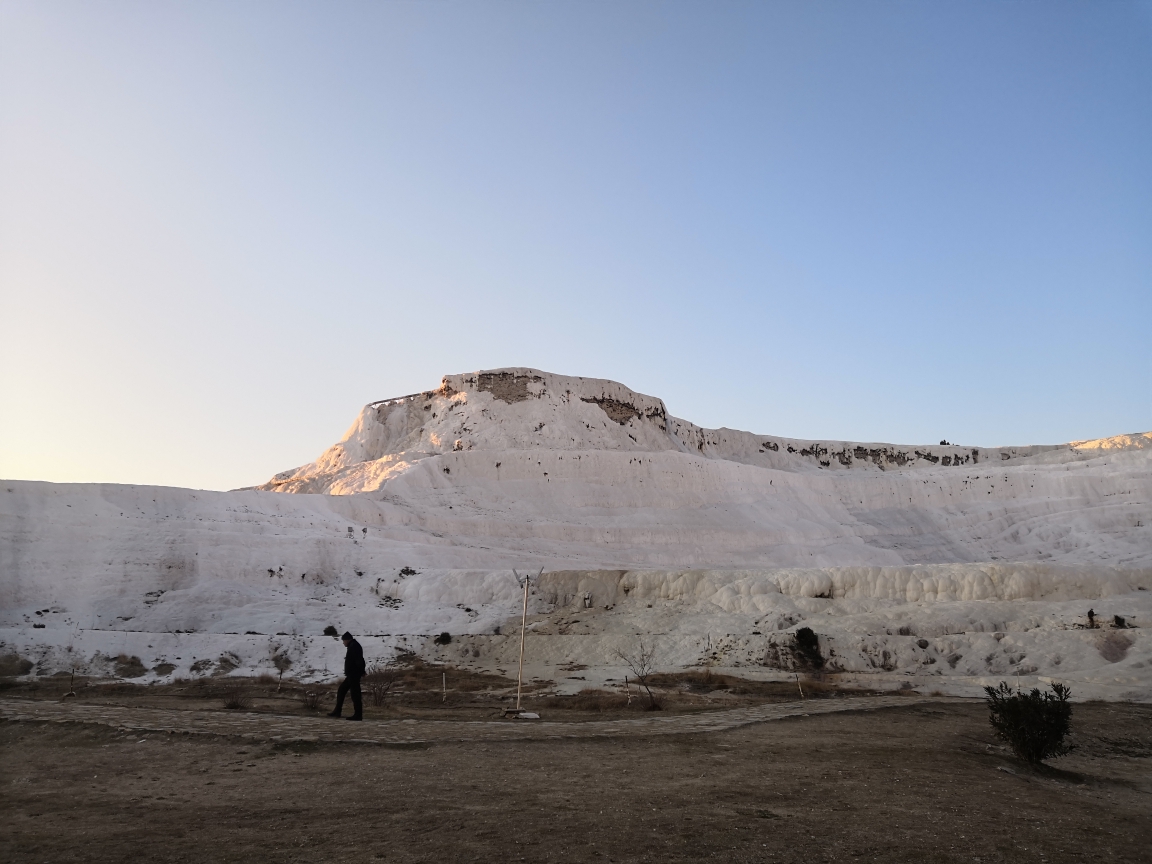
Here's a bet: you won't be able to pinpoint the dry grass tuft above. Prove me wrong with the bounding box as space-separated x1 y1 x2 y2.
222 693 253 710
537 689 632 713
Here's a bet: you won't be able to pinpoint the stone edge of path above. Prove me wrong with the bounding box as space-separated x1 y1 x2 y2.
0 695 954 746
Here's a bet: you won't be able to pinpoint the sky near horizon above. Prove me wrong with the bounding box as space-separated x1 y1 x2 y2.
1 1 1150 491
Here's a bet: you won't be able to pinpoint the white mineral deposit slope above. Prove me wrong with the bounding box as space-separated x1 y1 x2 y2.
2 369 1150 699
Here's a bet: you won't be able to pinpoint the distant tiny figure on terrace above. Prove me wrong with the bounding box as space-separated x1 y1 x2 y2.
328 631 366 721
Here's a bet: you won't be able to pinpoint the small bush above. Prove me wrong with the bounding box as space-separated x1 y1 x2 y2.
300 690 323 710
364 663 397 707
434 632 452 645
114 654 148 679
323 625 338 637
222 693 253 710
794 628 825 670
0 654 33 677
214 653 240 675
984 681 1073 764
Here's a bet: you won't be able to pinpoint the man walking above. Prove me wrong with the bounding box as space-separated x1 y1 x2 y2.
328 631 366 720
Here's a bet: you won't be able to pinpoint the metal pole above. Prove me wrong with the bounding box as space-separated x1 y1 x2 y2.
516 574 529 710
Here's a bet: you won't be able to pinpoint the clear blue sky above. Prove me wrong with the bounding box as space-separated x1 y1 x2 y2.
2 1 1150 491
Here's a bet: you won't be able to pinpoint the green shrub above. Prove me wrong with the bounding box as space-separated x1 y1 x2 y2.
984 681 1073 764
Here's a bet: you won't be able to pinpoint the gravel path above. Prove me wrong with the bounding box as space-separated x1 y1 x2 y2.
0 695 931 744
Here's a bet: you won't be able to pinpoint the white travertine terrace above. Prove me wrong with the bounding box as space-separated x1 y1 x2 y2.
2 368 1149 699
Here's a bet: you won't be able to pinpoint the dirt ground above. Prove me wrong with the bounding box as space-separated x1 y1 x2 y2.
2 699 1150 864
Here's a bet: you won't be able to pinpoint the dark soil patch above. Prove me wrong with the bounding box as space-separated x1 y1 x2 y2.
476 371 542 403
580 395 642 424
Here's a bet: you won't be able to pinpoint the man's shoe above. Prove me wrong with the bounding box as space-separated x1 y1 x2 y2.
326 711 341 718
346 715 362 721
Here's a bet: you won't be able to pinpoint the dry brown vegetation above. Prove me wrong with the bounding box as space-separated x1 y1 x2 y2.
221 693 253 711
647 669 882 699
0 662 890 722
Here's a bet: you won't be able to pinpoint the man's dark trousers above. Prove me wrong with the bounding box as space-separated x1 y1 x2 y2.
334 675 362 718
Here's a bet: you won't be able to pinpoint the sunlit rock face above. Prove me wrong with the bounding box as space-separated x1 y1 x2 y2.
250 368 1151 571
257 367 1104 496
2 368 1150 698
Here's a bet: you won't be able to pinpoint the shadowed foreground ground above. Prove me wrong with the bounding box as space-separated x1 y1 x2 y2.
2 701 1150 863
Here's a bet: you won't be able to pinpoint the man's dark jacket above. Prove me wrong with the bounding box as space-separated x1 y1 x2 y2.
344 638 366 678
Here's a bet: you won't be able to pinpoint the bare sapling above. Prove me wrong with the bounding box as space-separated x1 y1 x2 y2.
613 639 661 710
364 662 398 707
272 651 293 693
